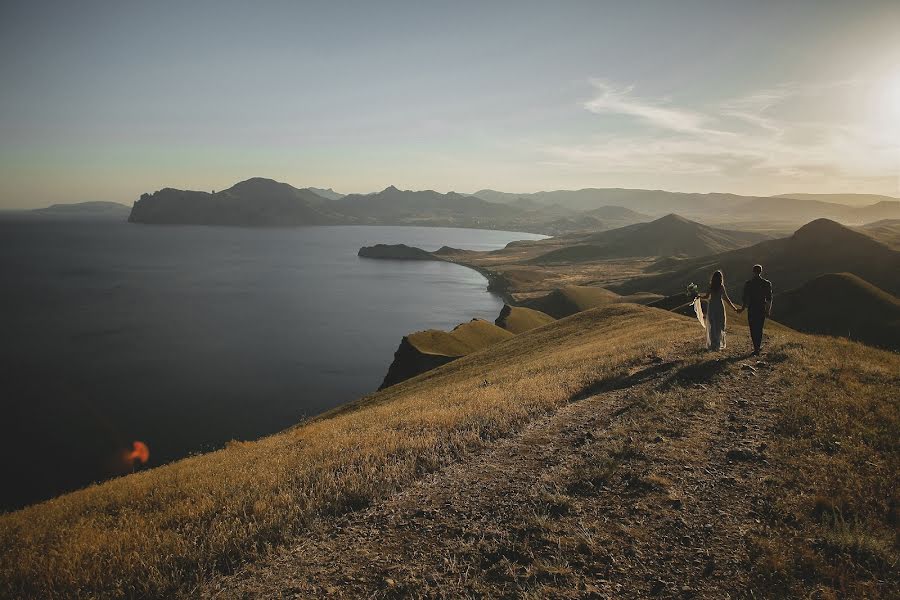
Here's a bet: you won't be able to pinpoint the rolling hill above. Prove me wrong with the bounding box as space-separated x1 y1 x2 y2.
614 218 900 297
773 272 900 351
520 285 662 318
529 214 769 263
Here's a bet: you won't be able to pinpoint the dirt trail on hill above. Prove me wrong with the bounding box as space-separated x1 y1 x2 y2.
204 340 782 599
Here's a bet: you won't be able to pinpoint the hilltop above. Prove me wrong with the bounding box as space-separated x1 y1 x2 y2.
4 303 896 598
614 219 900 297
529 214 769 263
773 273 900 351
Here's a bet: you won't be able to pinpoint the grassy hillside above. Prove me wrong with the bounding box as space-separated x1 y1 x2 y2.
615 219 900 297
521 285 663 318
773 273 900 351
0 305 696 598
2 304 897 598
406 319 514 356
529 214 768 263
494 304 556 334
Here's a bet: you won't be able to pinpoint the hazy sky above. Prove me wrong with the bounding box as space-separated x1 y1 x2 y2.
2 0 899 208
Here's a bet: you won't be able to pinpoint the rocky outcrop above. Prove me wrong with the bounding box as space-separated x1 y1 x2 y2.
357 244 437 260
379 319 514 389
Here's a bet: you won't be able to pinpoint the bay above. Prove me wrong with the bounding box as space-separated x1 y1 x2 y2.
0 219 544 510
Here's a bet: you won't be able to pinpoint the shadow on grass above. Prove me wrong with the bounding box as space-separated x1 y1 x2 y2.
662 352 754 388
572 360 683 401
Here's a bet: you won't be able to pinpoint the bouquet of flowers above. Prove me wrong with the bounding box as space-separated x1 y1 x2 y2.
686 282 699 298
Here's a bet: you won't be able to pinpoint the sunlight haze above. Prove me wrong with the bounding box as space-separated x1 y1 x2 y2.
1 0 899 208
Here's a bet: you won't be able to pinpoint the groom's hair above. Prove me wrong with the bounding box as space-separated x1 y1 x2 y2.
753 264 763 274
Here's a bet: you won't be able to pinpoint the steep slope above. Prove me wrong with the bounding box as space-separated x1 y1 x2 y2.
773 273 900 350
494 304 555 334
520 285 662 318
379 319 514 389
615 219 900 297
530 214 769 263
128 178 346 226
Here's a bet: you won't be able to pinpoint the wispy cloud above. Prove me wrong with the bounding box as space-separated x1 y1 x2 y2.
547 78 900 193
583 79 714 135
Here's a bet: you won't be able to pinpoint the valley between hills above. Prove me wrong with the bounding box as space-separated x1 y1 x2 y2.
2 185 898 599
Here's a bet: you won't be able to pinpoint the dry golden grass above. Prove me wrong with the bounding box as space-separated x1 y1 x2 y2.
495 305 556 334
407 318 513 356
521 285 663 319
747 336 900 598
0 304 695 599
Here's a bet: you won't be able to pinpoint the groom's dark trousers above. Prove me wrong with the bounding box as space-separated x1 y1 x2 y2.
742 275 773 353
747 308 766 353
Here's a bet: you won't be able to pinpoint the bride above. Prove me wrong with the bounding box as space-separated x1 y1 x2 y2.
695 270 739 351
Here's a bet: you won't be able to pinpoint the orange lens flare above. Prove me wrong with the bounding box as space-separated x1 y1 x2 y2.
127 440 150 464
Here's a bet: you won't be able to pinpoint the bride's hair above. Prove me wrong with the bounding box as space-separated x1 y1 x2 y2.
709 270 724 292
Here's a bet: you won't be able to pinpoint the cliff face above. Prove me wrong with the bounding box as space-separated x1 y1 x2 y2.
379 337 458 389
358 244 437 260
379 319 514 389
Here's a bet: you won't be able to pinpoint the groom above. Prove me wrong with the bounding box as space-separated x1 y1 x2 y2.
739 264 773 356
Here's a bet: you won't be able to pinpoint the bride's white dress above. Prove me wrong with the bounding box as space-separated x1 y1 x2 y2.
694 289 727 350
707 288 727 350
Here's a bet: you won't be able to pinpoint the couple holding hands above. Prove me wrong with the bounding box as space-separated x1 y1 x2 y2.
694 264 773 356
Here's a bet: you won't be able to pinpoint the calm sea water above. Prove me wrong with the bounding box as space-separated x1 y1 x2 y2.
0 219 544 510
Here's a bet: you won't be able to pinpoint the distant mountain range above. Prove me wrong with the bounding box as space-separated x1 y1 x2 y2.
472 188 900 225
123 178 900 234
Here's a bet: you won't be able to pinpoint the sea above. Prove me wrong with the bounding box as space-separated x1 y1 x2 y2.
0 217 544 511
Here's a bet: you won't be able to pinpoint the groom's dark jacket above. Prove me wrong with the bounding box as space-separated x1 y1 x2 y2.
742 275 773 314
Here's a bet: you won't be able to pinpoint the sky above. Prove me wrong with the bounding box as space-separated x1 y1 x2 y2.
1 0 899 208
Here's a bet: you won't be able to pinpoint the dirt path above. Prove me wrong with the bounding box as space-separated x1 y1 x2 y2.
203 341 781 599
